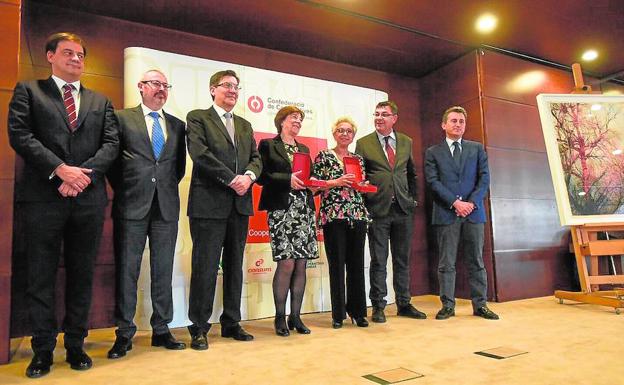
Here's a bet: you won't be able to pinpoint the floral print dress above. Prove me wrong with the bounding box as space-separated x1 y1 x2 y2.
312 149 371 227
267 143 319 261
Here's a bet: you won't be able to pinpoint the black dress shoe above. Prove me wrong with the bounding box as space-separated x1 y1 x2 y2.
371 307 386 323
473 306 500 320
152 332 186 350
275 316 290 337
436 307 455 320
65 347 92 371
108 336 133 359
397 304 427 319
287 315 311 334
350 316 369 327
189 332 208 350
221 325 254 341
332 319 343 329
25 351 53 378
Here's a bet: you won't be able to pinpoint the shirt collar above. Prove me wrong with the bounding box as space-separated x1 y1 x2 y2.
141 103 163 118
445 137 462 148
51 75 81 93
376 130 396 142
213 104 232 119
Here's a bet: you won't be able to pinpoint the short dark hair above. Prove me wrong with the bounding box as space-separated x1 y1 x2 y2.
45 32 86 56
376 100 398 115
442 106 467 124
274 105 305 133
209 70 239 100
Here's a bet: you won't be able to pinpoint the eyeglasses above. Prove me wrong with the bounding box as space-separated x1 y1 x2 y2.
141 80 173 90
335 128 355 135
373 112 395 118
60 49 85 61
217 82 242 91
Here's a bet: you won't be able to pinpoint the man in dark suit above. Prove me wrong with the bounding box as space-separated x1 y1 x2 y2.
424 106 498 320
7 32 119 378
186 70 262 349
355 100 425 323
106 70 187 359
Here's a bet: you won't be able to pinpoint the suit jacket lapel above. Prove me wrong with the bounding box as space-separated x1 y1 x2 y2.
369 134 391 170
273 135 291 165
208 106 235 147
43 77 73 130
75 86 93 130
130 105 156 159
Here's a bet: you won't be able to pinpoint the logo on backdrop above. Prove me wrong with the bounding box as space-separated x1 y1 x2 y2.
248 257 272 275
247 96 264 113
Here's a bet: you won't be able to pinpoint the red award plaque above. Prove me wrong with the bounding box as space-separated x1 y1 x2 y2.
292 152 327 187
343 156 378 193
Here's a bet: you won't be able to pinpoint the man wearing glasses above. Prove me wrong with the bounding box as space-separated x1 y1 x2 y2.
186 70 262 349
106 70 187 359
355 101 425 323
8 32 118 378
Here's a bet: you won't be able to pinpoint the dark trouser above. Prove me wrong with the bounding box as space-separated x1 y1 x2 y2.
21 201 105 353
188 210 248 334
436 218 487 310
113 197 177 339
323 220 367 320
368 203 414 309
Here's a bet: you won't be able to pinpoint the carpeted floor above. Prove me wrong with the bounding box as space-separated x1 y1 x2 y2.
0 295 622 385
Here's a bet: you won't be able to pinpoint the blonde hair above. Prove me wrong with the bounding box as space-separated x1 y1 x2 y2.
331 116 357 134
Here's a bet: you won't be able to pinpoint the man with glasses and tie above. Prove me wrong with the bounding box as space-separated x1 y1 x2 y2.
106 70 187 360
355 100 425 323
424 106 498 321
8 32 118 378
186 70 262 350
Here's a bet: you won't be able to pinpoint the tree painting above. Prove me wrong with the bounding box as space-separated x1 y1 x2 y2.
550 102 624 215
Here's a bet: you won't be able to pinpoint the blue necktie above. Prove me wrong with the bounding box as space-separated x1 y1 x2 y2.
149 111 165 159
452 141 461 166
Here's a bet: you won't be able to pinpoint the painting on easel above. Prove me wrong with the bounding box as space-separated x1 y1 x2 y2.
537 93 624 225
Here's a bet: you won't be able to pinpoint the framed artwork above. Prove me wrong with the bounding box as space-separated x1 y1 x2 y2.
537 93 624 225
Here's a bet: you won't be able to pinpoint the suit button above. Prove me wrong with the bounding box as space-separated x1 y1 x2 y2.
151 178 156 183
155 161 159 166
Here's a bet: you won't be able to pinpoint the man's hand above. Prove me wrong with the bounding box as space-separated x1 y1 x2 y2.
229 174 253 196
453 199 474 217
58 182 81 197
55 164 92 192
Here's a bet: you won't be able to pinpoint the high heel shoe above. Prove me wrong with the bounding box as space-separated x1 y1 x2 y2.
349 315 369 327
274 315 290 337
287 315 311 334
332 319 343 329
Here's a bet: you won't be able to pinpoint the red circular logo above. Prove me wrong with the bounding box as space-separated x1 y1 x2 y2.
247 96 264 113
255 258 264 267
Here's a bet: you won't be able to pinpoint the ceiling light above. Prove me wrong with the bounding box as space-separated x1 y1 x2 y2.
591 104 602 111
475 14 498 33
612 149 622 155
581 50 598 61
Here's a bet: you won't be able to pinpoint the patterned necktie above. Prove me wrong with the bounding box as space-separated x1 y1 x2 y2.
384 136 395 168
149 111 165 159
224 112 236 146
62 84 78 131
452 141 461 165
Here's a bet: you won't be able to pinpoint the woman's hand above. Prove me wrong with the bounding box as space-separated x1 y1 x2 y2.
291 170 306 190
330 173 356 188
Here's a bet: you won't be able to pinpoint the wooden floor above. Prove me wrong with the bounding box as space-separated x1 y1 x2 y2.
1 295 622 385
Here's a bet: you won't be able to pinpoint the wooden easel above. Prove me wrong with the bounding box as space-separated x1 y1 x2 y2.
554 64 624 313
555 223 624 313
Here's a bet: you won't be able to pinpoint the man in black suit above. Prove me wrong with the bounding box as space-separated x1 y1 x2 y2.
7 32 119 378
355 101 425 323
106 70 187 359
424 106 498 320
186 70 262 349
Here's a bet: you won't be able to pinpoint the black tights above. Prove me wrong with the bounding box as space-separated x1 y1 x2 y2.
273 259 307 317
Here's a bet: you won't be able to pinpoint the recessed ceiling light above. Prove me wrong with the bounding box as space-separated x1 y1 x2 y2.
581 50 598 61
591 104 602 111
475 14 498 33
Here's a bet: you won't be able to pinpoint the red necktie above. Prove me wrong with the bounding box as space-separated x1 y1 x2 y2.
62 84 78 131
384 136 395 168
